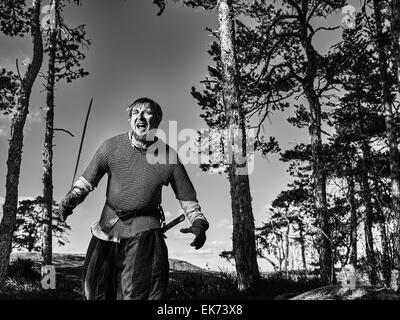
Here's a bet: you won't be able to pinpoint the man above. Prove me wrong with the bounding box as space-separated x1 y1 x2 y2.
58 97 209 300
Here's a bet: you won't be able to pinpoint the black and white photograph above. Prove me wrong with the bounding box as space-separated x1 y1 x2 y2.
1 0 400 309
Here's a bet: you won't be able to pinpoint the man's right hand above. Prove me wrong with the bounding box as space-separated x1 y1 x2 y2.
58 198 73 222
57 187 88 222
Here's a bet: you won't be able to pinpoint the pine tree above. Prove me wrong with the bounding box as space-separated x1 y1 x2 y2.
243 0 349 284
215 0 260 291
390 0 400 272
41 0 89 266
0 0 44 287
372 0 400 273
13 197 71 253
188 0 286 291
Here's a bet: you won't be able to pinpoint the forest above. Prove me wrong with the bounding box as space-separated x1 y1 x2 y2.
1 0 400 300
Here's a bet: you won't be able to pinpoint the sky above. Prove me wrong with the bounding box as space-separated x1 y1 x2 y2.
0 0 361 271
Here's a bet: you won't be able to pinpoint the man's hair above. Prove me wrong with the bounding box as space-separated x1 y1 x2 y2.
127 97 163 127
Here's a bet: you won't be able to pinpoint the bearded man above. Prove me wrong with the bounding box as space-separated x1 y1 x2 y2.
58 97 209 300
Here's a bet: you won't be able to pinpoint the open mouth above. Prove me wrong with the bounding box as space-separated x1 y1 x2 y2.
136 121 148 130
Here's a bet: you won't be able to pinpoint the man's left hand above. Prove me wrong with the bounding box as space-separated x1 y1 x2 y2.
180 219 209 250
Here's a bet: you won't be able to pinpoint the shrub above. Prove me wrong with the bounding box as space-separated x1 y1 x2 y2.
166 270 323 300
166 271 239 300
8 258 40 282
253 272 322 299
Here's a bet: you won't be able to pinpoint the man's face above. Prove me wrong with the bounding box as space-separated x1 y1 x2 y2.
130 104 157 141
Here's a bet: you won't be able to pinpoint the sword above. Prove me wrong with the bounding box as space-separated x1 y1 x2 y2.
70 97 93 190
161 214 185 233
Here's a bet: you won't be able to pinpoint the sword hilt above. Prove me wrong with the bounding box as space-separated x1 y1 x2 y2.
161 214 185 233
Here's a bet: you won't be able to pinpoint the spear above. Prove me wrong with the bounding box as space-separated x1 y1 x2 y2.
71 97 93 189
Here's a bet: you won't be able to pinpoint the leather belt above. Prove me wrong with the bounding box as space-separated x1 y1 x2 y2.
105 200 162 222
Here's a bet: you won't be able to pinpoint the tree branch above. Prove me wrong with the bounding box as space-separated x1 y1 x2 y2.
54 128 74 136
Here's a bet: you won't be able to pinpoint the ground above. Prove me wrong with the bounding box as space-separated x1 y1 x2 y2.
290 285 400 300
3 252 227 300
3 252 399 300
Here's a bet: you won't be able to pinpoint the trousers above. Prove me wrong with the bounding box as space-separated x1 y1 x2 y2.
81 228 169 300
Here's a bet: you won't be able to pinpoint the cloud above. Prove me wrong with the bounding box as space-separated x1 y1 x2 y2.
21 56 31 67
163 210 173 219
183 248 219 256
0 127 8 137
18 196 35 202
0 57 14 69
263 204 273 211
0 107 42 138
215 219 233 230
209 240 227 247
0 111 13 120
0 114 12 138
26 108 42 125
169 228 192 239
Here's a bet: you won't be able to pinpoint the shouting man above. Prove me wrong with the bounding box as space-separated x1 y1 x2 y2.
58 97 209 300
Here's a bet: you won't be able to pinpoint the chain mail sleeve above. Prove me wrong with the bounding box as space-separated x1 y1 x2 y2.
81 140 109 188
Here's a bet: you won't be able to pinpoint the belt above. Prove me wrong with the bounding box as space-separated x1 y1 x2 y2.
105 200 164 222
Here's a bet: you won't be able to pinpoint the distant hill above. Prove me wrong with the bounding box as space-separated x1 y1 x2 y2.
168 258 204 272
10 252 205 272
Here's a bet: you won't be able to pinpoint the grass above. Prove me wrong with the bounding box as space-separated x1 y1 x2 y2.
0 258 80 300
0 253 323 300
166 270 322 300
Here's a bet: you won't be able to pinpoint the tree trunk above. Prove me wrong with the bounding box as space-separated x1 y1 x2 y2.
278 245 283 271
42 0 58 266
373 178 392 286
390 0 400 270
345 153 357 272
355 77 377 285
291 249 295 272
298 221 307 271
0 0 43 286
218 0 260 291
285 218 290 278
303 84 332 284
297 0 332 282
349 179 357 270
373 0 400 269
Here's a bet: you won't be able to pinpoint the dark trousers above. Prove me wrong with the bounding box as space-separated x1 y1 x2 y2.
82 228 169 300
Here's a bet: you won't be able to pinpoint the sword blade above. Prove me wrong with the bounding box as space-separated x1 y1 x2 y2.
71 97 93 189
